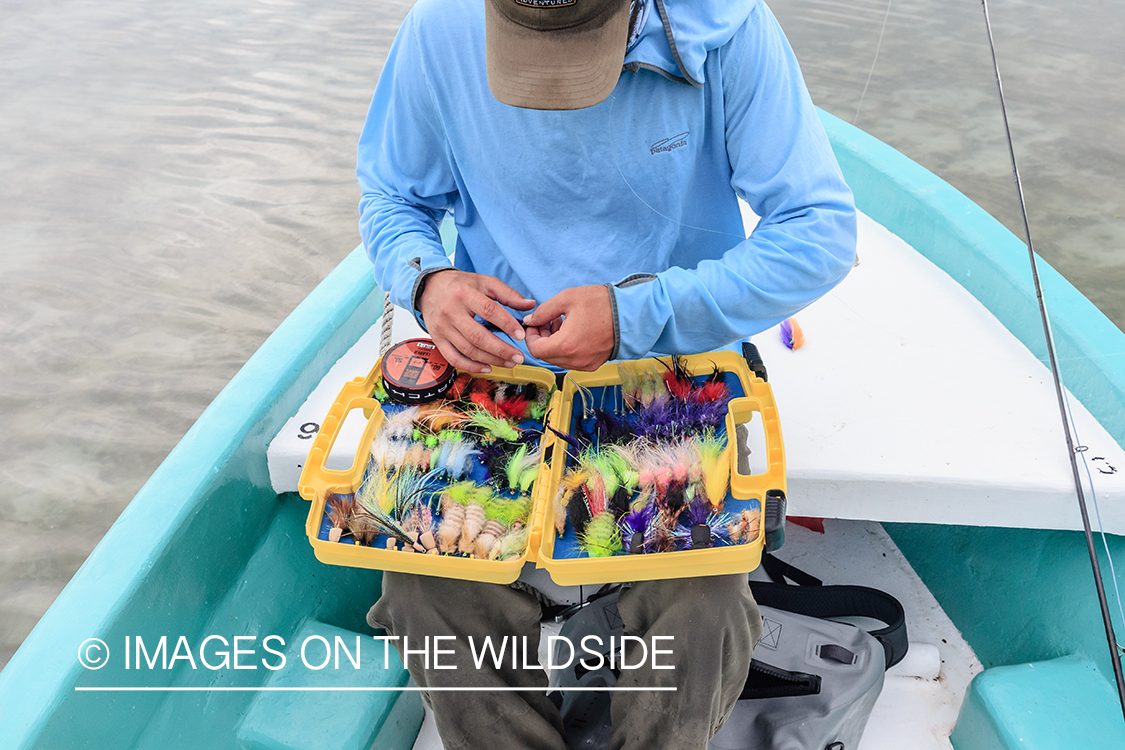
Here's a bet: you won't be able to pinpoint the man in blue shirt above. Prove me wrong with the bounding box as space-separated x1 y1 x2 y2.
359 0 856 747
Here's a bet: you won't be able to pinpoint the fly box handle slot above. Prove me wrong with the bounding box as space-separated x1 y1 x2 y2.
298 391 384 500
727 396 769 496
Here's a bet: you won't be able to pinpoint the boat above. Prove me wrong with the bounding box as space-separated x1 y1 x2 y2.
1 109 1123 749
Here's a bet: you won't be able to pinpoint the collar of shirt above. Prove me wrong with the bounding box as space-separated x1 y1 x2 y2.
627 0 651 52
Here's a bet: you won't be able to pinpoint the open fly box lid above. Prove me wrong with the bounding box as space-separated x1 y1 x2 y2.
532 350 784 586
297 352 561 585
297 349 784 586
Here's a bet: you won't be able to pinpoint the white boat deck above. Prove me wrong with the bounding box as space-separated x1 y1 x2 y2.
268 208 1125 533
755 210 1125 533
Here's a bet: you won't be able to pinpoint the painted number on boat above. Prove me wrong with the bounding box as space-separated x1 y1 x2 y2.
297 422 319 440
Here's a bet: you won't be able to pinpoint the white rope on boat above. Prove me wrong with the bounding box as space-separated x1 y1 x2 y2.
380 292 394 356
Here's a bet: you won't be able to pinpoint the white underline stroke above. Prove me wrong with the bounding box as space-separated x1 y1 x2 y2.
75 686 677 692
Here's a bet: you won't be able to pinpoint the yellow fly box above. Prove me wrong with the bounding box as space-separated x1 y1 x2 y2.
297 364 558 584
297 349 784 586
532 350 782 584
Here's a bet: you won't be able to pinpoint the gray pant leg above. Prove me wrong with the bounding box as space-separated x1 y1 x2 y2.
610 574 762 750
367 572 567 750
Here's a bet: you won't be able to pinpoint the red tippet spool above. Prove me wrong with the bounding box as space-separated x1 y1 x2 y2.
380 338 456 404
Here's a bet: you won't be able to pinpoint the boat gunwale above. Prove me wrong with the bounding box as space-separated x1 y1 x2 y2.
2 109 1124 746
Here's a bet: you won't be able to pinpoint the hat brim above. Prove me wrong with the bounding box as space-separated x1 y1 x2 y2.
486 0 630 111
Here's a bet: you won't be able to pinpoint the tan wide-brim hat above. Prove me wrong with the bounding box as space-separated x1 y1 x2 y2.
485 0 632 111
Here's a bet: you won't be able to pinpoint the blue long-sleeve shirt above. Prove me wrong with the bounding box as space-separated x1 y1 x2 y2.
357 0 856 367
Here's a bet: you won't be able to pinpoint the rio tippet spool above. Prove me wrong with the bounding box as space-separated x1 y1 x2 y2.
380 338 456 404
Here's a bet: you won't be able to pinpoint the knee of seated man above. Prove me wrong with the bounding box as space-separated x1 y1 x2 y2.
366 572 456 631
367 572 542 636
626 574 761 642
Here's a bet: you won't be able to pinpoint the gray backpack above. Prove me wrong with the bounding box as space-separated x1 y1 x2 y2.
548 557 908 750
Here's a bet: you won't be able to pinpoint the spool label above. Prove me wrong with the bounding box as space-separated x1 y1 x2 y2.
381 339 455 403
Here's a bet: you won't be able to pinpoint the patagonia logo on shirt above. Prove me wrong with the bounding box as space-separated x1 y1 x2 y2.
650 132 689 155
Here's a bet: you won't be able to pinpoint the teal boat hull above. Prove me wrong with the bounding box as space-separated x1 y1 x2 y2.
2 112 1124 748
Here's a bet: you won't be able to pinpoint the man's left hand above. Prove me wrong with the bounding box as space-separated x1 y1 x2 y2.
523 285 614 371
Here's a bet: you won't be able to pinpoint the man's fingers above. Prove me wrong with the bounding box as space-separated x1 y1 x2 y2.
482 277 536 313
431 335 492 374
526 319 574 362
470 292 530 346
526 318 561 337
429 315 505 372
523 324 553 348
447 325 523 370
524 285 613 371
454 312 525 366
523 291 571 327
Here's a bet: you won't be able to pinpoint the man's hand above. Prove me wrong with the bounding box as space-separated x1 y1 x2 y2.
523 285 614 372
418 270 536 373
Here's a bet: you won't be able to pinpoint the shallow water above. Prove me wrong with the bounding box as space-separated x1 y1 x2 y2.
0 0 415 667
771 0 1125 319
1 0 1122 668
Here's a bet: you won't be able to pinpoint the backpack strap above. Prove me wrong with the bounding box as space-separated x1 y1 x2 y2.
761 551 823 587
750 556 908 670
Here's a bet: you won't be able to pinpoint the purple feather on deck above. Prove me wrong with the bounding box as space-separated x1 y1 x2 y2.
779 318 794 349
779 317 805 349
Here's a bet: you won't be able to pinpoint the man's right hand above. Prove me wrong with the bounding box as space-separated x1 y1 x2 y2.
417 269 536 373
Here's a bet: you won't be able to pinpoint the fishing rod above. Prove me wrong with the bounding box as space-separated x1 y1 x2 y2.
979 0 1125 718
